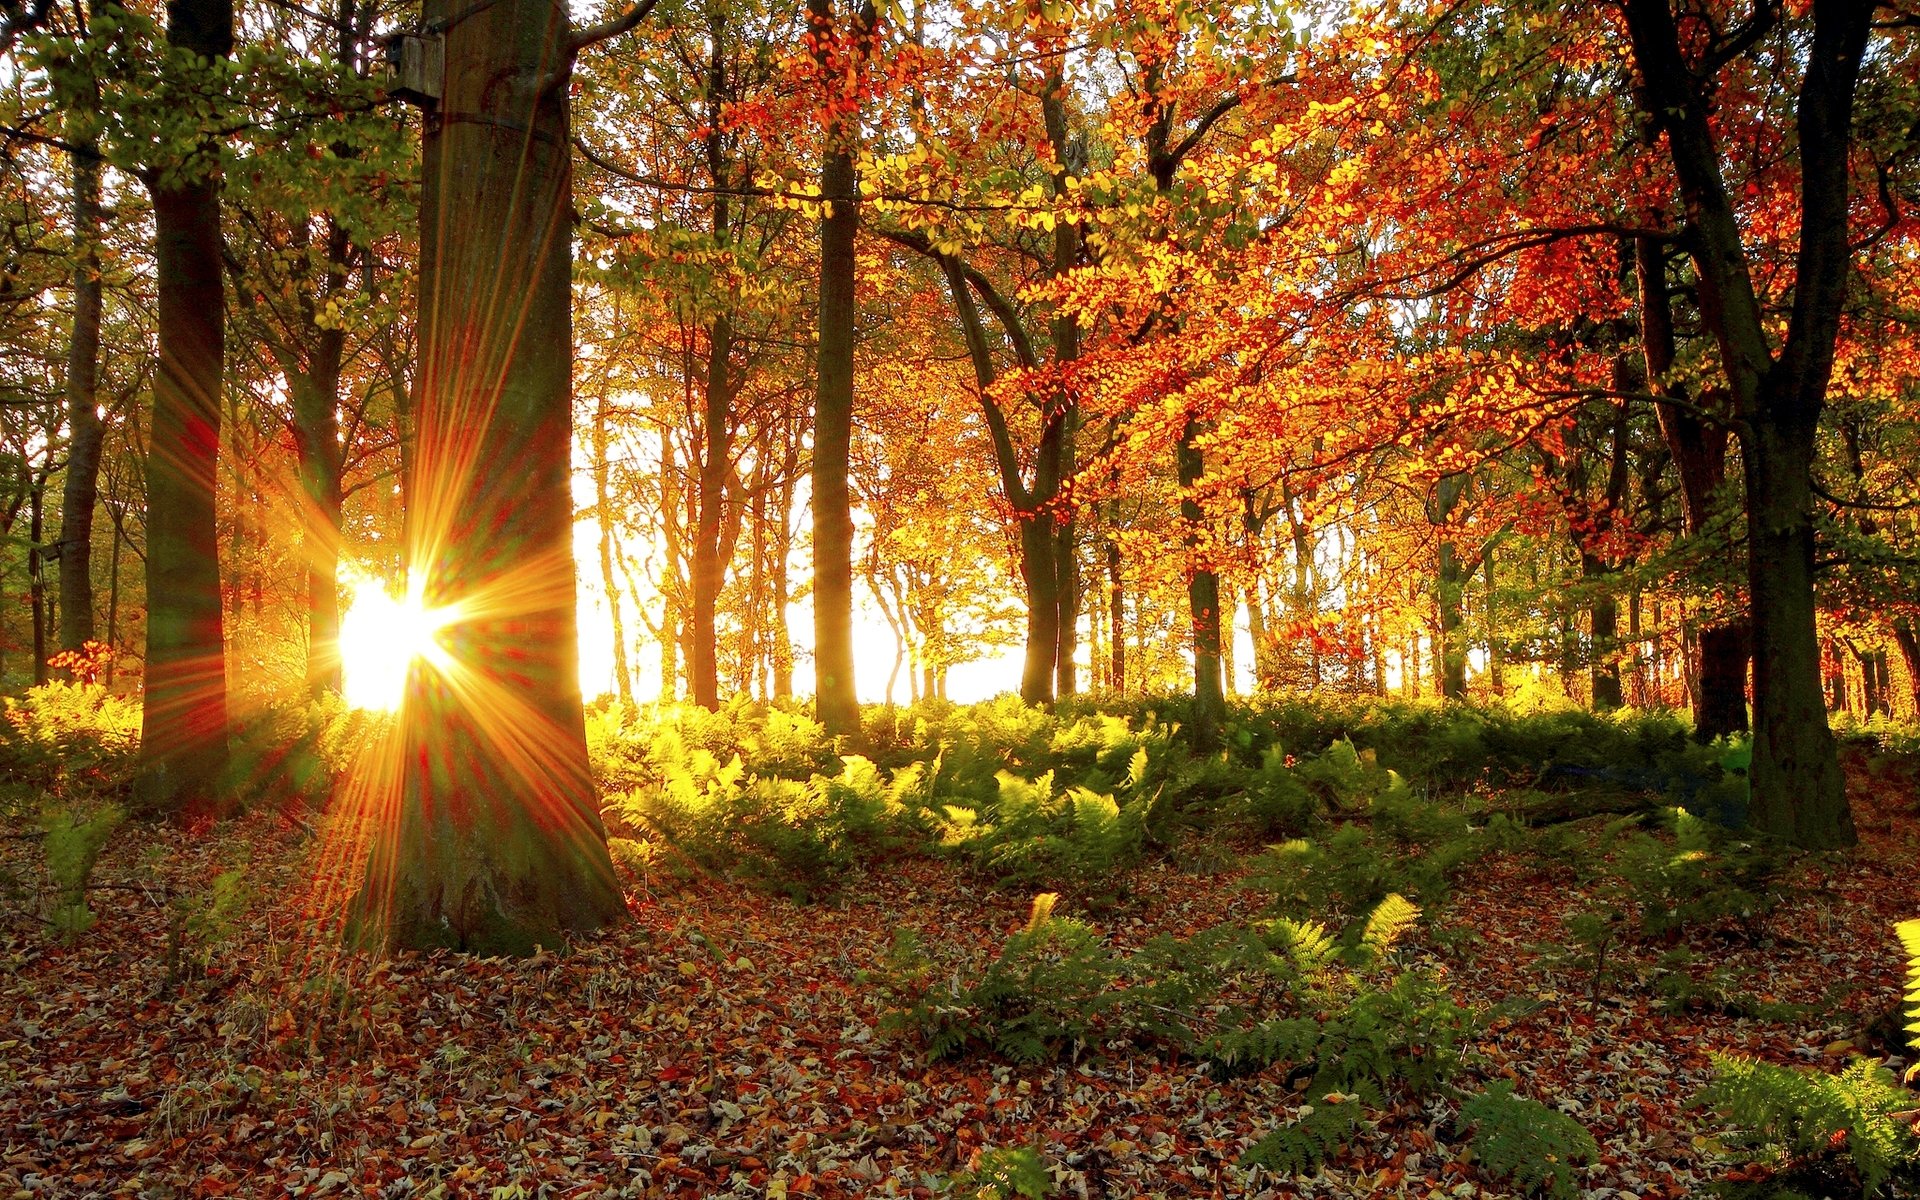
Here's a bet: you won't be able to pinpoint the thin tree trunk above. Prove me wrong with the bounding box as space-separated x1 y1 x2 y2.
593 399 634 707
134 0 233 819
807 0 869 735
59 149 104 659
1178 418 1224 749
690 315 732 709
29 473 48 684
1482 543 1504 697
1107 535 1124 695
105 507 123 686
771 443 797 700
1636 235 1748 739
1436 540 1468 699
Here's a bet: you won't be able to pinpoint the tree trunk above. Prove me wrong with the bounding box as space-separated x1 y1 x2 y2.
1482 543 1504 697
1244 576 1267 694
28 473 48 685
1744 421 1851 845
1893 618 1920 719
134 0 233 820
1586 553 1623 710
1636 235 1748 739
593 399 634 707
1017 519 1060 703
1436 540 1468 700
807 0 866 736
1054 519 1077 697
1178 418 1223 749
1624 0 1865 846
351 0 624 954
1107 535 1124 695
771 450 797 701
291 345 345 698
59 149 104 658
691 315 732 709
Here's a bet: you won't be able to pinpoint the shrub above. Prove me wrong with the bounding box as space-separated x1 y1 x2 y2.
938 761 1155 900
875 894 1123 1063
1 681 141 809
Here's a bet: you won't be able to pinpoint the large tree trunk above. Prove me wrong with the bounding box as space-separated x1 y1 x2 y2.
1624 0 1866 847
1744 420 1850 844
807 0 866 736
1017 520 1060 703
351 0 624 954
58 149 104 659
1178 419 1224 749
134 0 233 820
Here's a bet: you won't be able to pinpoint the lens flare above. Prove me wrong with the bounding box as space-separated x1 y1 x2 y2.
338 578 454 711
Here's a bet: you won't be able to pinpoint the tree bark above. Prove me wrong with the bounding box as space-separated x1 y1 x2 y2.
28 472 48 684
1634 235 1748 739
1178 418 1224 749
1893 618 1920 718
1624 0 1866 847
690 314 732 709
1106 533 1124 695
593 398 634 707
59 149 104 659
290 306 346 699
807 0 869 736
134 0 233 820
350 0 625 954
1436 539 1468 700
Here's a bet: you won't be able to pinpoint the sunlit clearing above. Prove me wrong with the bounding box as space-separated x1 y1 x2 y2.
340 579 455 711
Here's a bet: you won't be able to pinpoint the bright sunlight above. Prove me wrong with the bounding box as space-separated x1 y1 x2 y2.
338 578 454 711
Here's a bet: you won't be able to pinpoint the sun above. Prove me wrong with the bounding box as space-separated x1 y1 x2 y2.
339 577 456 711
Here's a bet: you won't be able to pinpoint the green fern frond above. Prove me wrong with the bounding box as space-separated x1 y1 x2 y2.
1703 1053 1920 1196
1458 1081 1597 1199
1359 893 1420 963
1240 1098 1363 1174
1266 916 1338 976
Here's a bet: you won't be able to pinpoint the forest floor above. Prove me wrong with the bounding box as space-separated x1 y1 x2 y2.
1 750 1916 1200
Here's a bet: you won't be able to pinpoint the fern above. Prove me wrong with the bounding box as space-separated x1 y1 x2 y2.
1702 1054 1920 1196
42 804 124 940
1240 1091 1368 1174
1263 916 1339 978
1357 893 1420 966
1896 918 1920 1054
948 1145 1053 1199
1457 1081 1598 1198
